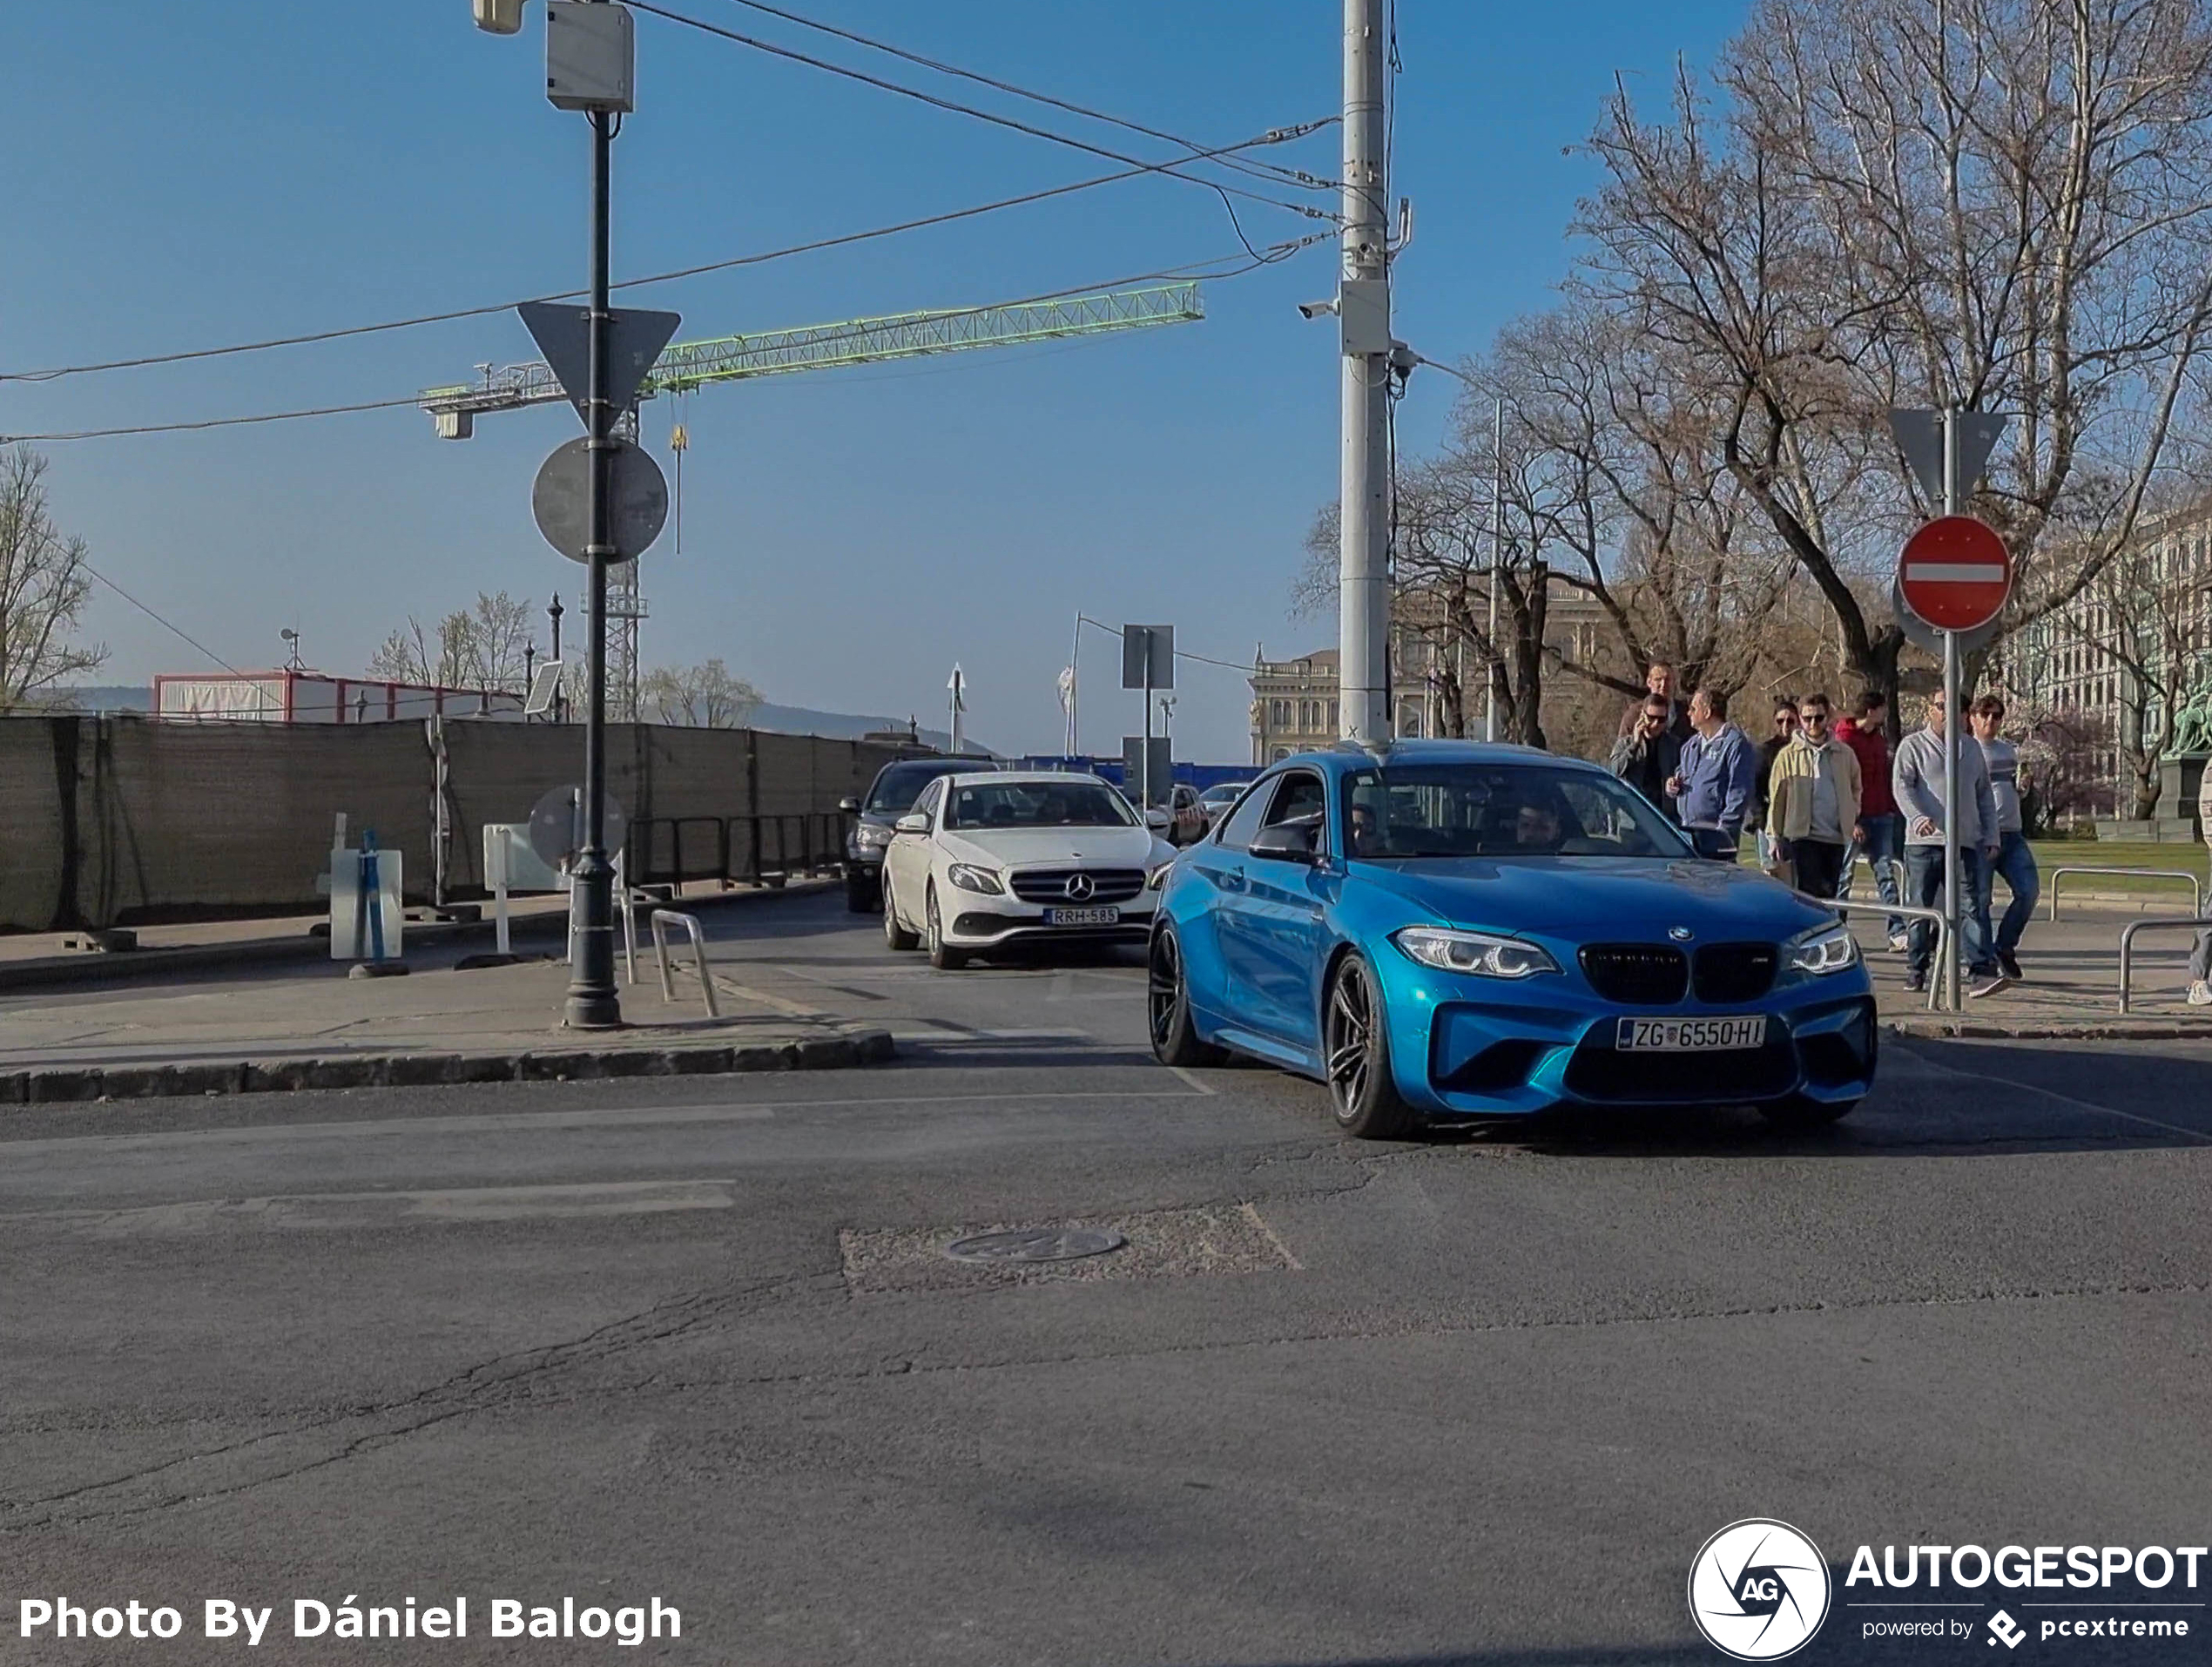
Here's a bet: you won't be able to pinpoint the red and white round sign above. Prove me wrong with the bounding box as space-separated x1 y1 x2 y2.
1898 516 2012 631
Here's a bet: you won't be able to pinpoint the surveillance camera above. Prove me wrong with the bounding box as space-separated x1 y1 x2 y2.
1298 299 1339 321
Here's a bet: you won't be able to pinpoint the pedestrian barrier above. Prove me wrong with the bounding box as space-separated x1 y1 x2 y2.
2115 915 2212 1015
1824 897 1952 1011
2048 867 2202 922
630 813 845 890
650 910 719 1017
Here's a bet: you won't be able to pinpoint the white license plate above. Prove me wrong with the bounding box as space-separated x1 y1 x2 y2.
1045 906 1120 927
1616 1016 1768 1051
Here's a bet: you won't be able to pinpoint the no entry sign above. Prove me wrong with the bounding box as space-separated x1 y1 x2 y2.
1898 516 2012 631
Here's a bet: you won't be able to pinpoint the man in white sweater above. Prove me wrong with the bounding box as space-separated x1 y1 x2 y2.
1892 688 2004 996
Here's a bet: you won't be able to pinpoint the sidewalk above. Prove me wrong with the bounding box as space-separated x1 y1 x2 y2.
0 947 893 1104
1849 901 2212 1039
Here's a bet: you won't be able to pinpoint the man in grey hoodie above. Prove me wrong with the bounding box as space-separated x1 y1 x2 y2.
1892 687 2004 996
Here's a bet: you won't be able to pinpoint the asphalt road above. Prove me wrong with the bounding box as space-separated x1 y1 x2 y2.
6 891 2211 1666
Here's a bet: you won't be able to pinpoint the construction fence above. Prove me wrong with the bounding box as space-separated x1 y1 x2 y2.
0 714 899 933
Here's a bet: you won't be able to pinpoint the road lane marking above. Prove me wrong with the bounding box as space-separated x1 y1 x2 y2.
0 1086 1212 1161
1167 1065 1217 1097
1897 1042 2212 1144
36 1179 741 1237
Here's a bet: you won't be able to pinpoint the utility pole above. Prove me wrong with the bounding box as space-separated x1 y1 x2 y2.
1336 0 1391 746
1487 397 1501 743
1940 409 1963 1015
546 593 565 724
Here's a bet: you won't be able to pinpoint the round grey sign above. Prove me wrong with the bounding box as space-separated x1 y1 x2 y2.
527 783 628 870
531 437 669 565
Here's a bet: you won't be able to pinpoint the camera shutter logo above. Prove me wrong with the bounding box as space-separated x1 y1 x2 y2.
1687 1519 1831 1661
1064 874 1096 901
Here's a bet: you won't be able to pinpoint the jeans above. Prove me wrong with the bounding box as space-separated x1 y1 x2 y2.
1905 844 1994 979
1839 812 1905 935
1973 830 2040 959
1786 839 1847 900
2194 929 2212 983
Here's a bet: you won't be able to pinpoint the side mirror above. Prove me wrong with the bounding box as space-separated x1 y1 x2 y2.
1249 821 1320 863
1144 807 1171 830
894 813 930 835
838 796 860 815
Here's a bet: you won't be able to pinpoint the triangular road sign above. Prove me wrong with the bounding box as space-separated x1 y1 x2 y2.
1889 408 2007 507
517 301 683 426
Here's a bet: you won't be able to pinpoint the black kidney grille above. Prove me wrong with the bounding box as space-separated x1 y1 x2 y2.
1578 943 1689 1005
1008 867 1146 904
1692 942 1778 1004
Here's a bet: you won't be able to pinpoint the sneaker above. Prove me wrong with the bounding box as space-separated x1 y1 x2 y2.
1969 968 2013 1000
2188 981 2212 1008
1997 949 2023 982
1903 970 1925 993
1887 930 1910 953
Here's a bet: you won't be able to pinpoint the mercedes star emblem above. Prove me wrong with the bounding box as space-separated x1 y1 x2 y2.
1064 874 1096 901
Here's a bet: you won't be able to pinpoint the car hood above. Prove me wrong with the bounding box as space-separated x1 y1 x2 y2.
939 826 1168 868
1352 855 1833 941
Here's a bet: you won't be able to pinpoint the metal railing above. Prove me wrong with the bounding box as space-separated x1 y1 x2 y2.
2116 916 2212 1014
1824 897 1952 1011
650 910 720 1017
628 813 846 890
2048 867 2202 921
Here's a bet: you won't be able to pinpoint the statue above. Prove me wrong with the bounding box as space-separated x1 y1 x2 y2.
2168 685 2212 758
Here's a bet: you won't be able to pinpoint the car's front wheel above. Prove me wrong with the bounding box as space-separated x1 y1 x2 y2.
881 872 919 951
925 883 966 971
1323 952 1415 1139
1148 925 1224 1067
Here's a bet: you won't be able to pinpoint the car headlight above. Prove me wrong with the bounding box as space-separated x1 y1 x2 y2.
947 862 1004 895
852 823 894 850
1392 927 1559 979
1788 922 1859 975
1147 860 1175 892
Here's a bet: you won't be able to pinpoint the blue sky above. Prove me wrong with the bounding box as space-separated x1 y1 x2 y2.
2 0 1740 761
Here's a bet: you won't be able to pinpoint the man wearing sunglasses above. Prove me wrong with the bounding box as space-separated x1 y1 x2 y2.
1765 693 1860 898
1753 697 1797 873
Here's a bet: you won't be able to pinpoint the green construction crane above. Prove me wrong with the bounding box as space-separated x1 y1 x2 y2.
418 283 1204 438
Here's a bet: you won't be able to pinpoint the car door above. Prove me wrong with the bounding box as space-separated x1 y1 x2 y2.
885 777 942 926
1178 778 1274 1017
1233 770 1336 1048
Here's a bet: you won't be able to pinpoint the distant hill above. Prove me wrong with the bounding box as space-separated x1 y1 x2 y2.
45 685 986 753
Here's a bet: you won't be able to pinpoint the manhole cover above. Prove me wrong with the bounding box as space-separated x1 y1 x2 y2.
943 1227 1127 1265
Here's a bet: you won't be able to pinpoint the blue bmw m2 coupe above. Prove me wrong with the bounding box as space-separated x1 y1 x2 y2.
1145 741 1877 1137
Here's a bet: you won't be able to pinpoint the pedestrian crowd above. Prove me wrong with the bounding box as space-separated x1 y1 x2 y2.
1603 660 2090 1001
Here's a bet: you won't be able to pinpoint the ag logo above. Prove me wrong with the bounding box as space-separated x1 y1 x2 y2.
1688 1519 1831 1660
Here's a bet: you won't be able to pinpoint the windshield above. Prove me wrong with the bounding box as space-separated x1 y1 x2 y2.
1200 785 1245 806
943 780 1136 831
864 761 966 814
1341 762 1692 860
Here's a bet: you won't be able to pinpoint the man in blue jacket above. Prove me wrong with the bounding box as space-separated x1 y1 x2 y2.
1668 686 1757 860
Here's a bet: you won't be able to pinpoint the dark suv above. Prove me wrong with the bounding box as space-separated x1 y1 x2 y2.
840 757 990 911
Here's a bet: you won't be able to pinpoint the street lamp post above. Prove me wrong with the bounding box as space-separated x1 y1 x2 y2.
547 592 565 724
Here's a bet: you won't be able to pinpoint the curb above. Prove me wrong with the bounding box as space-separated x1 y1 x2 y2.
0 878 838 994
1887 1017 2211 1041
0 1026 895 1105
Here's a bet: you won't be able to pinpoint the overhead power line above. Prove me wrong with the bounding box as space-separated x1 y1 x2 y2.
0 127 1324 387
709 0 1339 195
80 561 254 680
624 1 1340 227
1077 615 1256 674
3 232 1333 444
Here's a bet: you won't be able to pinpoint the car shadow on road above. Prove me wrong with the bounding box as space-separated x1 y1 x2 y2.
1403 1033 2212 1160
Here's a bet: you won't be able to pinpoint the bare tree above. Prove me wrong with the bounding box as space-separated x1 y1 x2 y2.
0 444 106 710
641 658 761 728
1580 0 2212 709
368 591 536 690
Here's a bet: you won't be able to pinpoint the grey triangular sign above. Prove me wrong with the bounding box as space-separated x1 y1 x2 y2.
517 301 683 425
1889 408 2008 506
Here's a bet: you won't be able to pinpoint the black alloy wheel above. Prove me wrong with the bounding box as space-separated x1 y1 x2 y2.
1323 953 1414 1139
1148 926 1224 1067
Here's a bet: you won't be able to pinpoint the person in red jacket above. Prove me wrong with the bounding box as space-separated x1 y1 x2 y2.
1833 690 1905 948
